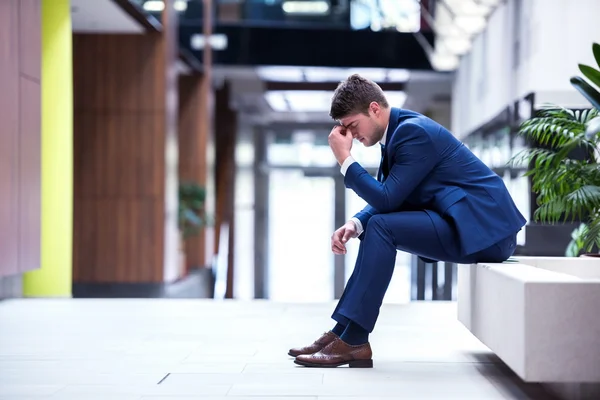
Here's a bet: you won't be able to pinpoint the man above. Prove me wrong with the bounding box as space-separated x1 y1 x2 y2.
289 74 526 368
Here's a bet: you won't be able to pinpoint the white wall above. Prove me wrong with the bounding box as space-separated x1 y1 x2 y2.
452 0 600 138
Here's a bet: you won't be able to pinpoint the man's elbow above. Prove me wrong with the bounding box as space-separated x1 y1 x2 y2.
369 197 396 214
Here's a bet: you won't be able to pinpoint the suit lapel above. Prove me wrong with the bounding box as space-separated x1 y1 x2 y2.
380 107 401 180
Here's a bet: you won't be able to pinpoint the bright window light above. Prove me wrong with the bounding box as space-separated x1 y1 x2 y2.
351 0 421 32
265 91 290 112
385 91 408 108
284 91 332 112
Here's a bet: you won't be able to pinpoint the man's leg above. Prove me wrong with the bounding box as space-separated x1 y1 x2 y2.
333 211 456 334
293 211 456 368
330 233 369 328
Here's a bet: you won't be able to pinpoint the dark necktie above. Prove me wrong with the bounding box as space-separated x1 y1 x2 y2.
377 143 385 182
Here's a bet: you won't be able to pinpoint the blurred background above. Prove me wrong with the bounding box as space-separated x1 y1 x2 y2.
1 0 599 303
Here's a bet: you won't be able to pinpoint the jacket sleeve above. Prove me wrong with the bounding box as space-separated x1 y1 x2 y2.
344 123 439 213
352 204 378 239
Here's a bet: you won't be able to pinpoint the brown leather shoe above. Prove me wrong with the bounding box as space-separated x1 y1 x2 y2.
294 337 373 368
288 331 338 357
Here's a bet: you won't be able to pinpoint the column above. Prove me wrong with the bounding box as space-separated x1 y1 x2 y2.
23 0 72 297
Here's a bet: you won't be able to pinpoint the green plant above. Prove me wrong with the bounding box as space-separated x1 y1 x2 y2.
178 181 207 239
510 106 600 255
509 42 600 256
571 43 600 110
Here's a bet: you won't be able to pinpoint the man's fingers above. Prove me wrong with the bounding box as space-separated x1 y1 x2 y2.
341 230 354 243
331 237 346 254
332 239 344 252
332 243 346 255
332 227 348 254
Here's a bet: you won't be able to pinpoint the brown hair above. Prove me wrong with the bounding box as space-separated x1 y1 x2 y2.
329 74 389 120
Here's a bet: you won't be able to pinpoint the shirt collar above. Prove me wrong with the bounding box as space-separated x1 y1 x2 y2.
380 124 389 146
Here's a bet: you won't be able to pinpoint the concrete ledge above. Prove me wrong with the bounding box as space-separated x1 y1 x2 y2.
457 257 600 398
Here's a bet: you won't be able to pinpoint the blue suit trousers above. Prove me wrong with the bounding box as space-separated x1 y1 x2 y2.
331 210 517 333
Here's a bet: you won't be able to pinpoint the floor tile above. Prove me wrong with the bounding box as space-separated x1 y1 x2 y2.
0 299 554 400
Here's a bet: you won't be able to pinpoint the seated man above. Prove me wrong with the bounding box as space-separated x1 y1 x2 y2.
289 74 526 368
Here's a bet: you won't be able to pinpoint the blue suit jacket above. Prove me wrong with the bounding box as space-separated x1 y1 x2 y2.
346 107 527 257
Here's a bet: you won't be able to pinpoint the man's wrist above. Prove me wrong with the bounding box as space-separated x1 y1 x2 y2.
336 152 351 166
340 156 355 176
349 217 363 236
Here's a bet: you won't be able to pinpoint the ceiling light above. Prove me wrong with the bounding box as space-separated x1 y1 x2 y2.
282 1 330 15
430 52 460 71
265 90 406 113
439 36 472 55
444 0 492 16
174 0 188 12
190 34 228 51
256 66 304 82
143 0 164 12
454 15 487 35
143 0 188 12
477 0 502 6
435 24 466 37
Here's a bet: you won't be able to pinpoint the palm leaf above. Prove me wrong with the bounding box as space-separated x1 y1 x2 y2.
582 213 600 252
579 64 600 89
593 42 600 69
511 104 600 233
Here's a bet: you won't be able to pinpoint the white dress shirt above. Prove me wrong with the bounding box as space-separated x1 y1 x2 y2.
340 124 389 237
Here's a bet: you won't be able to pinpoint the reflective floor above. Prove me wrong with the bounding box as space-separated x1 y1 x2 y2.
0 299 553 399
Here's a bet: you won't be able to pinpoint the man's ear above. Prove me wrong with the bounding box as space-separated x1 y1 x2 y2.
369 101 380 116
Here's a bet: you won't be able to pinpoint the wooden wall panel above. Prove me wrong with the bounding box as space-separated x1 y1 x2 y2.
73 5 178 284
0 0 41 278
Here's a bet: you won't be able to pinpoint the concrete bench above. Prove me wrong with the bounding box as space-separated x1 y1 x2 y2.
457 257 600 399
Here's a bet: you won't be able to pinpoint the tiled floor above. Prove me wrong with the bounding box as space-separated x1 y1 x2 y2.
0 299 554 399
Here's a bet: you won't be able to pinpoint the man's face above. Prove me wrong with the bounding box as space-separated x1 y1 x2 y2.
339 102 386 147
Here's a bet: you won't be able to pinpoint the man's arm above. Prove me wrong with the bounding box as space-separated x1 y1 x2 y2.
340 158 379 237
350 204 378 237
344 123 440 213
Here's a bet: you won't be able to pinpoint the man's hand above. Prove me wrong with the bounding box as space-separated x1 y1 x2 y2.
328 125 353 165
331 221 358 255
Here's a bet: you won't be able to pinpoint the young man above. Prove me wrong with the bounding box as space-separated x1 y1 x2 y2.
289 74 526 368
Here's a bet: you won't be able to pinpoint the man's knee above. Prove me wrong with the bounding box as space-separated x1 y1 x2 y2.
366 214 386 231
365 214 394 239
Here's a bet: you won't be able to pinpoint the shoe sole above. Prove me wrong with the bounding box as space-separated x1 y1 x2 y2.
293 358 373 368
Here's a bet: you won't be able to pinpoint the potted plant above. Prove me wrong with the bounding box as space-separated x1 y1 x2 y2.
511 43 600 256
178 181 207 274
